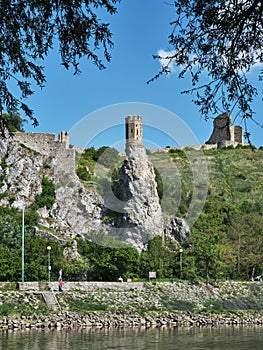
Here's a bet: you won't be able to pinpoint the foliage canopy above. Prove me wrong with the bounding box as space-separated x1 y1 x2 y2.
0 0 120 132
0 113 25 135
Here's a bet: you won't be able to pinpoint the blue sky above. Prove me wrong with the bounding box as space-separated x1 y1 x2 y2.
24 0 262 149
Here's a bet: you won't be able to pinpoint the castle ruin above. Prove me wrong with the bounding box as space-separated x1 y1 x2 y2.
8 112 244 182
206 113 243 147
12 131 75 175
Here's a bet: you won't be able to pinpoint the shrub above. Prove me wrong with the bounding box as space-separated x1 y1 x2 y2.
34 177 55 209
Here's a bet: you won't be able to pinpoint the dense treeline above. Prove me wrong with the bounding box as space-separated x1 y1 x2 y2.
0 146 262 283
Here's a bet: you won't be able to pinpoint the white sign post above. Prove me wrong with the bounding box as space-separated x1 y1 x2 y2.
149 271 156 281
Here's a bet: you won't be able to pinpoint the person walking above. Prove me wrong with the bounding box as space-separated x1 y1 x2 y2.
58 277 63 292
58 269 63 292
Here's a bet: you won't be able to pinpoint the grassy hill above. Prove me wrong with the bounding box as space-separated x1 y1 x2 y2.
148 146 263 281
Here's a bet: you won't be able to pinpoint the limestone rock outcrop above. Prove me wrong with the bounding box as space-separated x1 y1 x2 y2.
164 216 190 242
48 183 104 238
63 240 81 259
110 143 164 250
0 139 46 207
0 134 105 240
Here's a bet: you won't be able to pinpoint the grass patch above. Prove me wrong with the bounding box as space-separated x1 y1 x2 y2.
66 298 108 313
0 295 49 316
160 297 195 311
203 297 263 312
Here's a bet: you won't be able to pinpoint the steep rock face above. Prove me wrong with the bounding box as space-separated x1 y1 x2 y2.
0 133 190 252
47 183 104 238
0 140 46 206
0 132 8 159
0 136 105 241
110 144 164 250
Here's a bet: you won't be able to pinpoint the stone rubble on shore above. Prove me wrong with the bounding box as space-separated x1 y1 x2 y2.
0 311 263 330
0 281 263 330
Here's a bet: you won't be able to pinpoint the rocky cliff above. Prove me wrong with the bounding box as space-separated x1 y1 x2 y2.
0 131 190 252
109 143 164 250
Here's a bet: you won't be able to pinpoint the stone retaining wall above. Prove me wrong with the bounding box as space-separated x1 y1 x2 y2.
16 281 144 292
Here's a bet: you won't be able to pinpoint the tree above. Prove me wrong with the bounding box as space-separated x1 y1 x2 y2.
34 177 55 209
76 233 140 281
0 113 25 135
0 0 121 132
139 235 178 279
96 146 119 168
189 197 229 283
149 0 263 140
228 209 263 280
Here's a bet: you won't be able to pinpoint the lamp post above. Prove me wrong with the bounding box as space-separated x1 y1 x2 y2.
179 248 183 279
21 196 25 284
47 246 51 282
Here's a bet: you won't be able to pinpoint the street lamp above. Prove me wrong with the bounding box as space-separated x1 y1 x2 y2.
179 248 183 279
47 246 51 282
21 196 25 284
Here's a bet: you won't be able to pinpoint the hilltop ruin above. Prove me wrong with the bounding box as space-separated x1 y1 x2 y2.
206 113 243 148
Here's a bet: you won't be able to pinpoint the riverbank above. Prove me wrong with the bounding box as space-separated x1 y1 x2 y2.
1 310 263 330
0 281 262 330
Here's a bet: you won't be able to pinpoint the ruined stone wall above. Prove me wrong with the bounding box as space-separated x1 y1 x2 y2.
53 147 76 176
12 132 75 176
206 113 232 144
206 113 243 146
149 144 218 154
233 126 243 143
13 132 57 155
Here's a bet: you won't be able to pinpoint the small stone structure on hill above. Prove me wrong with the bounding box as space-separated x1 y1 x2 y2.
206 113 243 148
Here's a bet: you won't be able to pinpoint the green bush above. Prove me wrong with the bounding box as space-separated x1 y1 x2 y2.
76 146 120 183
24 209 40 226
34 177 55 209
77 165 92 181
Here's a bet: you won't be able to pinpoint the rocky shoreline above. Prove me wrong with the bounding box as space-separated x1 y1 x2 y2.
1 311 263 331
1 281 263 331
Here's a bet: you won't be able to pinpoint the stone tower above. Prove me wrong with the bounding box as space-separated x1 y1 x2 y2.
125 115 142 145
206 113 243 147
58 130 69 149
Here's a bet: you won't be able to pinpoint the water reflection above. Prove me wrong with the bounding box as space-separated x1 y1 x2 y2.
1 326 263 350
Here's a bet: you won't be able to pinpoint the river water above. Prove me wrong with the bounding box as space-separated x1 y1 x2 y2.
1 326 262 350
